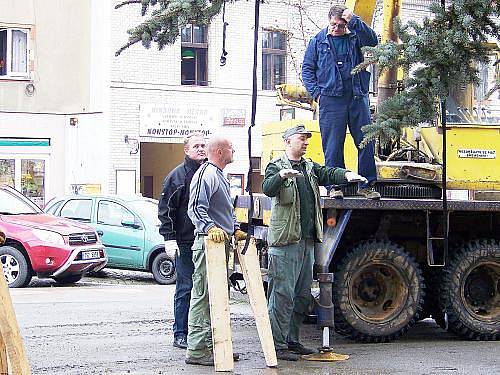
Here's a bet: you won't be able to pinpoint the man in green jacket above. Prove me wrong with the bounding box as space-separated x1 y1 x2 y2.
263 124 366 361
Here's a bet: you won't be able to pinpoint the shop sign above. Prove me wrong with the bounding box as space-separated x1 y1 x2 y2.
222 109 246 127
140 104 215 139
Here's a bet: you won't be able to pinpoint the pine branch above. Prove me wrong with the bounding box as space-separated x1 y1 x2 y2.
115 0 143 9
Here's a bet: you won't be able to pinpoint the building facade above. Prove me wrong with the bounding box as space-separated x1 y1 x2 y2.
0 0 110 206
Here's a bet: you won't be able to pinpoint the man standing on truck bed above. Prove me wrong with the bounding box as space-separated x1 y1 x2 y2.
185 135 246 366
158 132 207 349
302 5 380 200
262 124 367 361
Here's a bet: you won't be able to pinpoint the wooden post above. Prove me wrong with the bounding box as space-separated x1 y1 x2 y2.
204 238 233 372
237 239 278 367
0 271 31 375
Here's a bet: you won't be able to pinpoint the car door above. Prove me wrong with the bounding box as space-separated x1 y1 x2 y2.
93 199 144 268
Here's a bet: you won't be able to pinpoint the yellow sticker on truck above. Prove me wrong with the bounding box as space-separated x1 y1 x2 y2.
458 149 496 159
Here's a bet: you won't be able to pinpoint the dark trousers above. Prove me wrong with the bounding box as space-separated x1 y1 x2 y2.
319 93 377 186
173 243 194 339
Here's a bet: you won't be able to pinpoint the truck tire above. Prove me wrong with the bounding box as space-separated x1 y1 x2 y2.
333 240 425 342
152 252 177 285
0 246 32 288
439 239 499 340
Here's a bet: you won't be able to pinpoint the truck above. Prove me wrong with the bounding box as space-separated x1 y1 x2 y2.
233 0 500 343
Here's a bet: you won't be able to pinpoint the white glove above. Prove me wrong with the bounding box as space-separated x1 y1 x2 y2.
164 240 179 258
345 171 368 184
279 169 302 179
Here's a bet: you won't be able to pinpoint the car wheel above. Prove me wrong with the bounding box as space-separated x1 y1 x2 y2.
0 246 32 288
54 275 83 285
152 252 176 285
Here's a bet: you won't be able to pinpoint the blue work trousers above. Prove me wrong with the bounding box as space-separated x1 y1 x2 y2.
319 93 377 186
173 242 194 339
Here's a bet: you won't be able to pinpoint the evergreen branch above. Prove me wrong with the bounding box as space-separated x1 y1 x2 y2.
115 0 143 9
115 36 142 56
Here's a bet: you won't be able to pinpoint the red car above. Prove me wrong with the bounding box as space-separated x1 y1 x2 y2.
0 185 107 288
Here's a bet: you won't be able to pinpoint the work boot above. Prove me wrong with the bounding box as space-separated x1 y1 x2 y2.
276 349 300 361
357 186 381 200
329 188 344 199
287 341 316 355
173 335 187 349
185 354 214 366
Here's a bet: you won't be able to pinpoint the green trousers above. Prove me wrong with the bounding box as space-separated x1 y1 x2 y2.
186 235 230 358
267 239 314 350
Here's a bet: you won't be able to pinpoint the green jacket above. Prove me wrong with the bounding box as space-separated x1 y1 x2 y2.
262 154 347 247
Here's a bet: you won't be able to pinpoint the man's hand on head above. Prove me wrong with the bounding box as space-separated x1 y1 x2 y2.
342 8 353 23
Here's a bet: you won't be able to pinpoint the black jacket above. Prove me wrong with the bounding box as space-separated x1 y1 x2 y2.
158 156 202 245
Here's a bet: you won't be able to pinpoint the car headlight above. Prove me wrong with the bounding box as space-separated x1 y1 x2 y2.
32 229 65 246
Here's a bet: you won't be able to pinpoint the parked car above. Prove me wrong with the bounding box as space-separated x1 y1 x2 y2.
0 185 107 288
44 195 176 285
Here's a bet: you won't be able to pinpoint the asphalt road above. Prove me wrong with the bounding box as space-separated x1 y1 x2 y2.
8 270 500 375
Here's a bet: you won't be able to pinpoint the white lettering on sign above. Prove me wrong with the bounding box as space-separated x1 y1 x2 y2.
457 149 496 159
139 104 216 140
222 108 246 127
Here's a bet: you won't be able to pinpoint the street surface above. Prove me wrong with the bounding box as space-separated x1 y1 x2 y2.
8 270 500 375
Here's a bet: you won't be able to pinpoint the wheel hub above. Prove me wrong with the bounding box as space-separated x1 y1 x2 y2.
462 261 500 321
1 254 20 284
159 259 173 278
350 262 409 323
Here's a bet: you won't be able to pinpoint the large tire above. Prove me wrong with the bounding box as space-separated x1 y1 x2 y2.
54 275 83 284
152 252 177 285
439 239 499 340
333 241 425 342
0 246 32 288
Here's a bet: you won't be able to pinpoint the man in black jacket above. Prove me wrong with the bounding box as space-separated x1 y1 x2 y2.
158 132 207 349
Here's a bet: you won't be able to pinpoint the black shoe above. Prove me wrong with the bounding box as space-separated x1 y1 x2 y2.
287 342 316 355
173 335 187 349
185 354 214 366
233 353 240 362
276 349 300 361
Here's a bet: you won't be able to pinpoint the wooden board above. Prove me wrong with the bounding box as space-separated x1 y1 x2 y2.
0 333 7 375
204 238 233 372
0 271 31 374
237 239 278 367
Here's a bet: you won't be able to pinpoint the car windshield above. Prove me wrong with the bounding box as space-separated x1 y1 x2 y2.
128 199 161 225
0 188 41 214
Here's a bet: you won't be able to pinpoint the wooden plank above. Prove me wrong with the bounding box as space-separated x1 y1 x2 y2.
204 238 233 372
236 239 278 367
0 333 7 375
0 272 31 375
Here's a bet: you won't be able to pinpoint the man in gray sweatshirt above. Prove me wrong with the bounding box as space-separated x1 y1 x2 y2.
185 136 247 366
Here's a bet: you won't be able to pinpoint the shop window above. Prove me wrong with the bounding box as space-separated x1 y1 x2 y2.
0 159 15 187
21 159 45 207
0 28 29 78
181 24 208 86
262 30 286 90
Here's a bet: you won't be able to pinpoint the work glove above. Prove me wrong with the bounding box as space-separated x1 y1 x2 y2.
345 171 368 184
207 226 229 243
164 240 179 258
233 229 247 241
0 231 5 245
279 168 302 179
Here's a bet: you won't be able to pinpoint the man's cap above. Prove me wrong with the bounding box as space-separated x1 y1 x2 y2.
282 124 312 140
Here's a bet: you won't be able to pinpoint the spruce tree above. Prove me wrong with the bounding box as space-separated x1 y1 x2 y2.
353 0 499 146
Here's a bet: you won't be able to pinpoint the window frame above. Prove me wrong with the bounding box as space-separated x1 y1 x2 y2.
0 26 31 80
262 29 287 91
181 24 208 86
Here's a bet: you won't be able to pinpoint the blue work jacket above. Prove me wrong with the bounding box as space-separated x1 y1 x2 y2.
302 15 378 100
